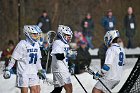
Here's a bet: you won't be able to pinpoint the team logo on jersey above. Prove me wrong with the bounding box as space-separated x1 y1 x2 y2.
27 48 38 53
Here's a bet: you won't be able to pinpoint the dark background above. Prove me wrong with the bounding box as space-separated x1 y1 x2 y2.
0 0 140 50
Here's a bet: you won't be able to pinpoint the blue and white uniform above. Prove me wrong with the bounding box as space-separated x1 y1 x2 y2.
7 40 42 87
51 39 71 87
95 43 125 93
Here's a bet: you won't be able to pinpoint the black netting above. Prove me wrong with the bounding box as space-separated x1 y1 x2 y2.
129 75 140 93
119 56 140 93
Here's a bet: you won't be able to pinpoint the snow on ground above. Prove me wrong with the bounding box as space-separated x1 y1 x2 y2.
0 48 139 93
0 58 138 93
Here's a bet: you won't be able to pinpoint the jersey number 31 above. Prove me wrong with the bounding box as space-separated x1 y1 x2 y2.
29 53 37 64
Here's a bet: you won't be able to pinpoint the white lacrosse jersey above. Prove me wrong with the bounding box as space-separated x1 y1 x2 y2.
51 39 70 73
11 40 42 75
104 43 125 81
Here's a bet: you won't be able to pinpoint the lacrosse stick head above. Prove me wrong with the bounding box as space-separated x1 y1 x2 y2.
47 31 56 45
44 31 56 46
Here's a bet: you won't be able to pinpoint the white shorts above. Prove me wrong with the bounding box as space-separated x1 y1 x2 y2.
53 72 71 87
17 74 40 87
94 78 120 93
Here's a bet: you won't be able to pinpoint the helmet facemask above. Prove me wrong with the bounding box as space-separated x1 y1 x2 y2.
30 33 39 41
57 25 73 44
63 34 72 43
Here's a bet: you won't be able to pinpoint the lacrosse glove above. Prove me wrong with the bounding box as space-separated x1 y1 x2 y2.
37 69 47 80
3 68 11 79
93 71 103 80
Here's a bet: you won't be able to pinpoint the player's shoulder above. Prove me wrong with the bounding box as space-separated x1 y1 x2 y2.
109 43 124 52
16 40 26 47
53 39 64 46
12 40 27 51
54 39 63 44
107 43 118 52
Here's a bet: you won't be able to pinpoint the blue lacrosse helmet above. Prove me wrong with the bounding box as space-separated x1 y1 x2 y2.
23 25 40 43
57 25 73 44
104 30 120 47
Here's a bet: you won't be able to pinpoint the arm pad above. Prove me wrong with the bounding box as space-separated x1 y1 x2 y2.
101 64 110 74
55 53 65 60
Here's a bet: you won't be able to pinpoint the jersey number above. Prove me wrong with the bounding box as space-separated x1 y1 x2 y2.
118 52 124 66
29 53 37 64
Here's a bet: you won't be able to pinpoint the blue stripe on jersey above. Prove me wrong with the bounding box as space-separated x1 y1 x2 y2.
112 44 122 51
112 45 120 47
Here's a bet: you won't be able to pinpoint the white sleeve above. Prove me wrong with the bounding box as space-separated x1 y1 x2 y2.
6 57 16 70
39 48 42 59
36 44 42 70
51 43 64 55
36 58 42 70
105 49 115 65
12 41 24 60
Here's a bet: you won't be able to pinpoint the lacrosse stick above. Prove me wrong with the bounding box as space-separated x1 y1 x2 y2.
85 67 112 93
73 73 88 93
44 31 56 71
64 62 88 93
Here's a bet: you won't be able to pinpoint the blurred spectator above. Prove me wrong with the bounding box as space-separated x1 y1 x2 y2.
74 31 87 48
117 38 124 48
0 40 16 74
124 7 136 48
75 41 91 74
37 10 51 41
81 13 94 49
98 43 107 68
101 9 116 32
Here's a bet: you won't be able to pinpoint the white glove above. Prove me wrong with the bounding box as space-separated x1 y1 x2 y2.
3 69 11 79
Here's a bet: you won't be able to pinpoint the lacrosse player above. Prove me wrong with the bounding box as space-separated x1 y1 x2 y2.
51 25 77 93
3 25 46 93
92 30 125 93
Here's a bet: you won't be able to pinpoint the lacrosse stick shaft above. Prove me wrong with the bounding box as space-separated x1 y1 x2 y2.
64 62 88 93
98 78 112 93
73 74 88 93
45 31 56 71
45 50 50 71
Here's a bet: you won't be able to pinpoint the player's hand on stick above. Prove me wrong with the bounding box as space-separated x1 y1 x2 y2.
93 72 103 80
37 69 47 80
85 67 103 80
